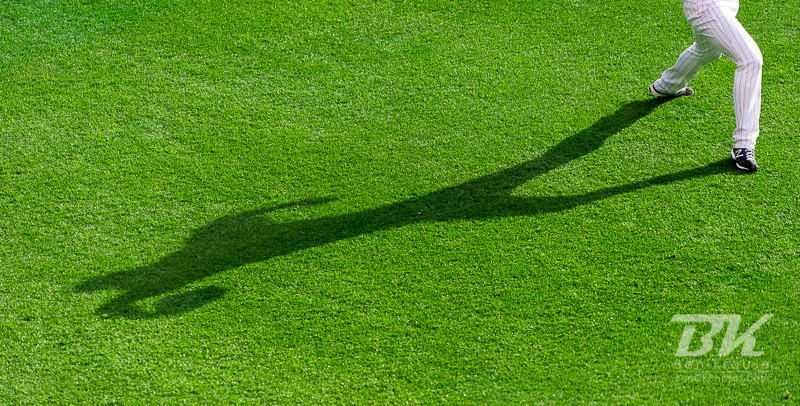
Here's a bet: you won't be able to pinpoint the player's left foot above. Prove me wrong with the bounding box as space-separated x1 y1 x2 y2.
731 148 759 172
649 84 694 98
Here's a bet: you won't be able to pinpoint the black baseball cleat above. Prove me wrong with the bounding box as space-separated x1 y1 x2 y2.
649 84 694 98
731 148 759 172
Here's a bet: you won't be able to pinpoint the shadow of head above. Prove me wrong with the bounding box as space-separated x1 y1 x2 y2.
74 197 336 318
90 286 228 319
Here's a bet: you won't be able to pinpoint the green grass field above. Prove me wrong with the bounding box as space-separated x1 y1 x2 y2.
1 0 799 404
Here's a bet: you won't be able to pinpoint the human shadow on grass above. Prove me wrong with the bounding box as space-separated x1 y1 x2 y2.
76 98 736 318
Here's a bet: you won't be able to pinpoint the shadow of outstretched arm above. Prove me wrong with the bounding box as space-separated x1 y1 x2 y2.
75 98 735 318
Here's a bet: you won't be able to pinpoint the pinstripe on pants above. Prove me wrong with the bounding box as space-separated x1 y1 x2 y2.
652 0 762 149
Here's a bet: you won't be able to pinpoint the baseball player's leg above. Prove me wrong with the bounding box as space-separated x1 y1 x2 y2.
650 0 723 96
651 43 722 95
698 6 763 149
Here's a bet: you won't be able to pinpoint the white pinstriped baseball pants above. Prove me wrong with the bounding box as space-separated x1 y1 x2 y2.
652 0 762 149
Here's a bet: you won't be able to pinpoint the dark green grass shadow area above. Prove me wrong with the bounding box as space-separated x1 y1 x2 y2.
0 0 178 71
75 98 737 318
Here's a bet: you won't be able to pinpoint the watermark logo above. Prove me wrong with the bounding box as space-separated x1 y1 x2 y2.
670 314 772 357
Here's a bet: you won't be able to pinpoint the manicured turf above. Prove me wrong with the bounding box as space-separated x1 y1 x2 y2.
1 0 799 404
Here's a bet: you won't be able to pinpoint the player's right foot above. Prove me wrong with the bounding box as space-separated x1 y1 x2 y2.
649 84 694 98
731 148 759 172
